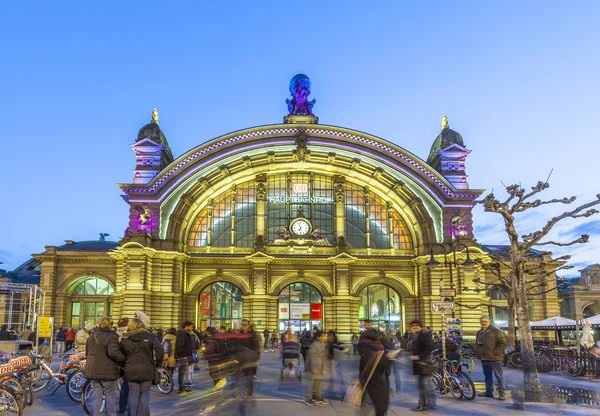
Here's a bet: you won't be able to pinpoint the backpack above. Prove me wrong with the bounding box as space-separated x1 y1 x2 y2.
302 337 313 350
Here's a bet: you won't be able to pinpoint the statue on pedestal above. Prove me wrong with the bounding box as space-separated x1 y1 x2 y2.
286 74 316 116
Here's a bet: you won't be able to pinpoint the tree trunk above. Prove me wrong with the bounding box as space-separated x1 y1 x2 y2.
507 297 516 348
514 261 542 401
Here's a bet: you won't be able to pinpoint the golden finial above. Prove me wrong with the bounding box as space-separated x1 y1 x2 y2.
151 108 159 124
441 115 449 130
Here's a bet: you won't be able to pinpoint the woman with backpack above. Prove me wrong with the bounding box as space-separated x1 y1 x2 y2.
120 318 164 416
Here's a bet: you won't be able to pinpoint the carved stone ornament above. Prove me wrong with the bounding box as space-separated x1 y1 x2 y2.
256 180 267 202
451 215 469 238
295 134 309 162
590 273 600 285
334 182 346 203
286 74 316 116
136 205 152 232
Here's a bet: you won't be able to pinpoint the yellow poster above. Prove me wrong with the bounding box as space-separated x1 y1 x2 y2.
38 316 53 338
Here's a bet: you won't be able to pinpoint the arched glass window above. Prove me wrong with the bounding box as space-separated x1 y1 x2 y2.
69 277 114 296
278 282 322 334
358 284 402 333
198 282 244 330
188 181 256 247
345 183 413 250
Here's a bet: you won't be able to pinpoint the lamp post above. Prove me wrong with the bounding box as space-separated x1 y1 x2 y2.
426 243 476 289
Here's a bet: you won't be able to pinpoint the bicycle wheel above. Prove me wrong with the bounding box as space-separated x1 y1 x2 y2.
509 352 523 367
427 373 441 391
537 354 552 372
461 356 475 374
81 379 107 415
455 371 476 400
66 370 86 403
156 368 173 394
0 386 23 416
447 376 463 399
565 360 584 377
2 378 25 408
29 366 51 393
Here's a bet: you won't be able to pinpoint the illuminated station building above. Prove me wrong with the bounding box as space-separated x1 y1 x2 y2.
34 75 560 339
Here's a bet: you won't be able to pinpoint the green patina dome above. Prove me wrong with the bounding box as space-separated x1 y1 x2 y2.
426 116 464 165
137 121 168 145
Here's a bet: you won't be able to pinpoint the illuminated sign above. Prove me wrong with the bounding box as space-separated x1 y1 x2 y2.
267 196 333 203
292 183 308 193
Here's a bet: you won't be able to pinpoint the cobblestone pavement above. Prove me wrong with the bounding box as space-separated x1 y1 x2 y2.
23 350 600 415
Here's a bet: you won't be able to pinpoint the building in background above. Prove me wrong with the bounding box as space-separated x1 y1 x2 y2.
31 75 561 339
560 264 600 319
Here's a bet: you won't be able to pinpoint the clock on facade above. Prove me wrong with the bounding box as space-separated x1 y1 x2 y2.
290 218 312 237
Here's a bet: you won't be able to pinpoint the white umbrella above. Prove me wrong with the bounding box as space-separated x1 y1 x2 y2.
585 314 600 326
529 316 576 330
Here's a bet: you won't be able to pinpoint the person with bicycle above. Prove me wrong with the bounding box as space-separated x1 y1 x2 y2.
85 316 125 416
475 316 507 400
410 320 436 412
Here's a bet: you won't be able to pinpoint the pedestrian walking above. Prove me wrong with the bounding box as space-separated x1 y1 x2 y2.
186 326 201 386
304 330 329 406
65 327 76 351
85 316 125 416
476 316 507 400
300 330 313 364
270 331 278 350
161 328 177 372
358 319 378 375
20 326 33 343
360 331 389 416
263 328 270 352
175 321 194 395
239 319 260 399
410 320 436 411
56 327 67 353
116 317 129 415
120 318 164 416
382 333 401 394
351 333 359 355
0 325 9 341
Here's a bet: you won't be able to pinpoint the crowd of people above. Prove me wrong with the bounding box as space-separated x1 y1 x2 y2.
18 312 511 415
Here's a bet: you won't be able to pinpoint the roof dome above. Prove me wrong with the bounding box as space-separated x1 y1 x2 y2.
136 108 168 146
426 115 464 165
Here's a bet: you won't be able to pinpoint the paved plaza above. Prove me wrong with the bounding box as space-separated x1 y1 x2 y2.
24 350 600 416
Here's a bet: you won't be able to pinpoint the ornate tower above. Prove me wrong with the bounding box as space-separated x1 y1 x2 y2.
426 115 471 190
131 109 174 185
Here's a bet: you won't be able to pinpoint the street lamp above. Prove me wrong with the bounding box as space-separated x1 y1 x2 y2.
427 243 476 289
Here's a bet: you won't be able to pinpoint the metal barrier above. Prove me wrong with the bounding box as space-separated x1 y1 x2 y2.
0 282 45 331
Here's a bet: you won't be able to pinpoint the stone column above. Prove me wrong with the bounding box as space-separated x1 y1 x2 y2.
245 252 274 331
255 174 267 241
328 254 357 342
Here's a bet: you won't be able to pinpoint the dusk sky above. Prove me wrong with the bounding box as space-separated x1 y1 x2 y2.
1 2 599 275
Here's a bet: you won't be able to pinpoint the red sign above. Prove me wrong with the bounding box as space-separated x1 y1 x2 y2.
311 303 322 319
292 183 308 193
201 292 211 316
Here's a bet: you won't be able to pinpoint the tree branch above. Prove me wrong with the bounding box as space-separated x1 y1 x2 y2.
513 196 576 213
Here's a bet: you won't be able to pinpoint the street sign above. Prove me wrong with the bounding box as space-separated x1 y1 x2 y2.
431 301 455 312
440 288 456 297
447 318 461 325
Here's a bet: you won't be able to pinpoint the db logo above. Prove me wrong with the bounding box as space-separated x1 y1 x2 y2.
0 364 15 374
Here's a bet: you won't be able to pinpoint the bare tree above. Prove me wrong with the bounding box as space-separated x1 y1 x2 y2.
480 179 600 399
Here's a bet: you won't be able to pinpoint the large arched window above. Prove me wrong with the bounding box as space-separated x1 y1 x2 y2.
358 284 403 333
188 181 256 247
68 277 114 328
198 282 244 330
345 183 412 249
278 282 322 334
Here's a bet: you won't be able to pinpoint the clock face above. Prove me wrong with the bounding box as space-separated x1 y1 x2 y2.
291 219 311 236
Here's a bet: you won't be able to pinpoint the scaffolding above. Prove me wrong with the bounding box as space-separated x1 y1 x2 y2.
0 282 45 331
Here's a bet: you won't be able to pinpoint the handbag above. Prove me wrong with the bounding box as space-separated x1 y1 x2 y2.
152 368 161 386
344 350 384 407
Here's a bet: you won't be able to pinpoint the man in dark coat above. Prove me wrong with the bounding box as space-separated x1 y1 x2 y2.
410 319 435 411
359 332 389 416
0 325 9 341
85 316 125 416
238 319 260 400
120 318 163 416
55 327 67 353
476 316 507 400
358 319 378 375
175 321 194 395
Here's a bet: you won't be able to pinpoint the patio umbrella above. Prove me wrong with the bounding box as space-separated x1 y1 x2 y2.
530 316 576 346
585 314 600 327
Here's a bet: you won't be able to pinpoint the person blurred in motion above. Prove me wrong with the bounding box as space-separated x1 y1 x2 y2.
263 327 270 352
358 319 377 375
85 316 125 416
161 328 177 372
300 330 313 365
382 332 401 395
120 318 164 416
270 330 278 350
75 323 96 352
410 320 436 411
351 332 359 355
360 331 389 416
281 329 299 368
304 330 329 406
219 326 227 335
186 325 201 386
175 321 194 395
116 317 130 415
239 319 260 400
203 327 226 386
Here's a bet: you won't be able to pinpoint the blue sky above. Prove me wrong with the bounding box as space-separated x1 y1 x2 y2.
1 2 599 275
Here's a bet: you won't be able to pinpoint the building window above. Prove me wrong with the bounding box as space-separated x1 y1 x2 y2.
345 183 367 248
71 302 81 328
278 282 322 334
70 277 114 296
198 282 243 331
68 277 114 327
358 284 403 333
188 180 256 247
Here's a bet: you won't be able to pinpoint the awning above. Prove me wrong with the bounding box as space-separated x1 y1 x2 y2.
529 316 576 330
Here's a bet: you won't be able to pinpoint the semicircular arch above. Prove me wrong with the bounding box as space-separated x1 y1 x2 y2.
188 273 250 296
351 275 414 299
270 274 332 297
60 272 116 295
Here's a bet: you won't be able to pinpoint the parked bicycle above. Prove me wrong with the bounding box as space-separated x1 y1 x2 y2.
29 350 84 396
0 354 35 409
0 384 22 416
537 346 584 376
428 353 476 400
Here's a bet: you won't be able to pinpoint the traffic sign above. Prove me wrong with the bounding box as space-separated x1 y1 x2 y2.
440 288 456 297
431 301 455 312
